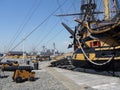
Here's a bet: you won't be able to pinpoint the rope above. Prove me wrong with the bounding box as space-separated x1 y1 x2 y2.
10 0 67 51
8 0 42 51
76 36 114 66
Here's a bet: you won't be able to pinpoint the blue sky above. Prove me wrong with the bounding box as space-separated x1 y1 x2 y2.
0 0 81 53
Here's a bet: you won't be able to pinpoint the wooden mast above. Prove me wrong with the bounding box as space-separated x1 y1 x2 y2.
103 0 110 20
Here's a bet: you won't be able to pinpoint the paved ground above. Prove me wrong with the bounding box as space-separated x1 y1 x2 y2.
39 61 120 90
1 59 120 90
0 60 68 90
54 68 120 90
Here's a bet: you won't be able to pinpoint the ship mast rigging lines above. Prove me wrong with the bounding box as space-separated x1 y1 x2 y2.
10 0 67 51
7 0 42 51
58 0 120 71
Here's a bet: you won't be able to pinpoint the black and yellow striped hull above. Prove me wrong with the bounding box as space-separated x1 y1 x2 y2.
72 46 120 71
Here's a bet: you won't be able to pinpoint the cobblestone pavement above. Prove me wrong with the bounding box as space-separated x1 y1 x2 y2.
0 60 68 90
0 70 68 90
54 68 120 90
1 59 120 90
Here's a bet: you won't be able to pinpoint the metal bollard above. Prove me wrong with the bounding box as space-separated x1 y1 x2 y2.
34 62 39 70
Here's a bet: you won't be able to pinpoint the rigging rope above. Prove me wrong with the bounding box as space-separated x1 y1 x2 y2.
10 0 67 51
8 0 42 51
46 29 64 44
35 0 76 50
33 20 60 51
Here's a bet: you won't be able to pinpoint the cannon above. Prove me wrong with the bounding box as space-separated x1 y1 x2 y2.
6 60 18 64
0 61 19 68
0 62 12 66
2 66 35 83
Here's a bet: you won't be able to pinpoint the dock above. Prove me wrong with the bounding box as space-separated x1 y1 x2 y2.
0 60 120 90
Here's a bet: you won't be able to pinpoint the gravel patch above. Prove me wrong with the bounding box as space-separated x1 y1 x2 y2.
0 70 68 90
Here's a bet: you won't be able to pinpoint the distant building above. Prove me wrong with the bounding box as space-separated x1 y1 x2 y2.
6 51 27 59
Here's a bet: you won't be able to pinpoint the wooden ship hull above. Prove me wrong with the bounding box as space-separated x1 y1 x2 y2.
60 0 120 71
72 15 120 71
72 46 120 71
71 21 120 71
